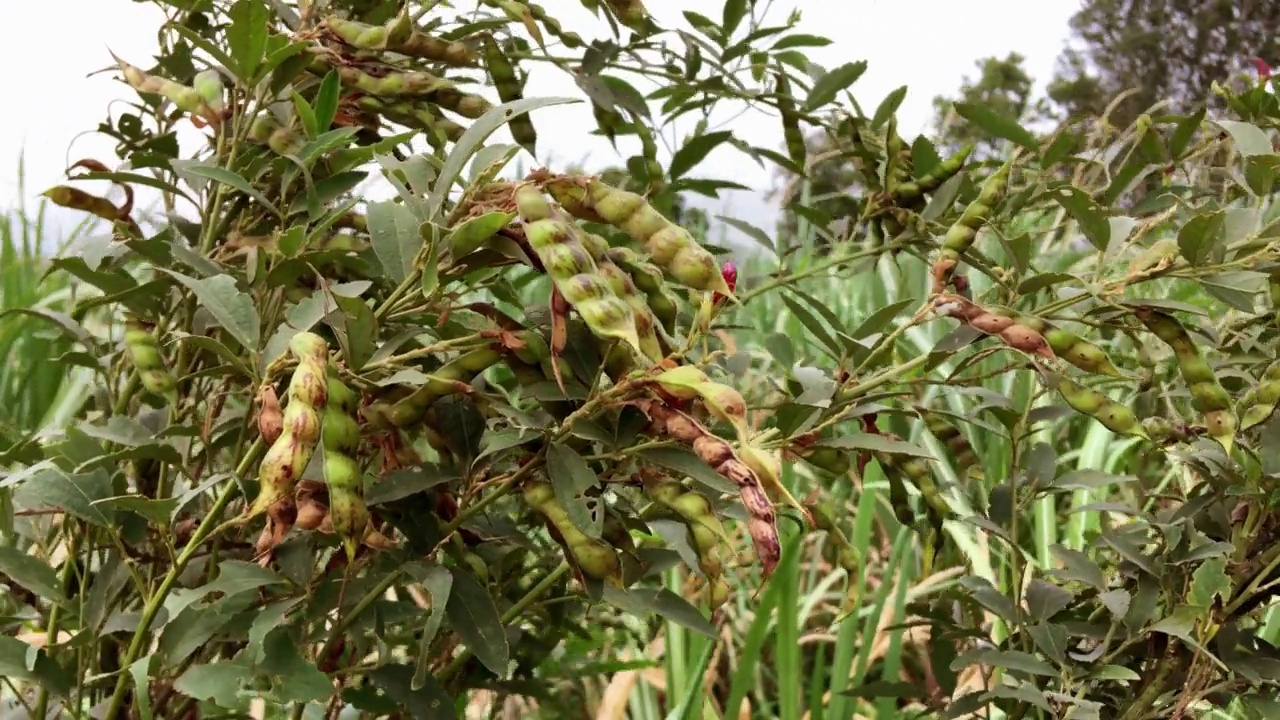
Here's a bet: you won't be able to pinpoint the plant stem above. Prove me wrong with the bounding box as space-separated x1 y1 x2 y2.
1117 639 1179 720
439 561 571 682
101 439 263 720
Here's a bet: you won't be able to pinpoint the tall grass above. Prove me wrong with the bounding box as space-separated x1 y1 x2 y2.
0 158 96 451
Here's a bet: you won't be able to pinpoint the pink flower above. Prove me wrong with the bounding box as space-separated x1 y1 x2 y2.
1254 57 1272 80
713 260 737 303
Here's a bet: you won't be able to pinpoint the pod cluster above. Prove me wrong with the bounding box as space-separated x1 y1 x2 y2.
123 318 177 404
1134 307 1237 453
249 333 331 524
933 293 1054 360
322 371 367 559
523 479 622 584
535 173 733 296
931 158 1012 294
643 476 731 610
514 183 645 357
1238 360 1280 431
636 398 781 579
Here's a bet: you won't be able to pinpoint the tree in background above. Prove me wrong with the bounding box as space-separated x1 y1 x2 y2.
931 53 1039 159
1045 0 1280 126
770 53 1038 248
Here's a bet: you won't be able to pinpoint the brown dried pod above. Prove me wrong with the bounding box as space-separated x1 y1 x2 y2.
933 294 1055 361
257 384 284 445
637 399 781 578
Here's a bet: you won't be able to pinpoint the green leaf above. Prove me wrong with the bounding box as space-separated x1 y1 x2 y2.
1149 604 1201 641
1189 556 1231 608
325 294 378 371
130 656 155 720
634 447 737 495
1090 665 1140 682
161 270 260 351
1051 185 1111 251
371 664 457 720
92 495 179 526
871 86 907 130
1216 120 1273 156
425 97 579 221
312 70 342 135
602 585 716 638
1176 210 1225 265
1025 622 1068 665
772 34 833 50
170 160 281 218
0 636 73 697
0 545 68 607
259 627 331 703
546 444 604 539
1024 579 1073 620
13 468 115 527
227 0 269 79
822 433 935 459
953 102 1039 152
849 298 916 339
445 567 510 677
953 648 1056 677
366 465 459 506
669 131 733 181
805 61 867 111
716 215 775 255
405 563 453 692
174 659 252 707
367 200 422 284
722 0 748 37
448 211 516 259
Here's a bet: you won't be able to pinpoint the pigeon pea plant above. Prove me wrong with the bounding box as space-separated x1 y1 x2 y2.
10 1 1280 719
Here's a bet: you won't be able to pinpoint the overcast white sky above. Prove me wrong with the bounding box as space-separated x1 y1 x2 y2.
0 0 1081 249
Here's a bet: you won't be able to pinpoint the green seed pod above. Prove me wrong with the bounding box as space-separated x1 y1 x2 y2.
1238 360 1280 430
916 407 980 479
1030 323 1124 378
123 319 177 402
192 69 225 113
597 260 664 361
601 511 646 586
324 14 477 65
114 53 220 126
882 119 910 193
1134 307 1237 453
606 247 680 334
524 480 622 583
515 184 554 223
541 243 598 278
891 145 973 205
482 36 535 153
247 333 331 518
542 177 732 296
387 348 503 428
356 96 467 144
796 446 851 476
323 372 367 561
482 0 585 47
428 87 493 119
1056 376 1146 439
932 156 1012 292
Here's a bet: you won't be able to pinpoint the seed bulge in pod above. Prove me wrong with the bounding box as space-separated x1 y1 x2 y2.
559 273 612 305
668 247 719 290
